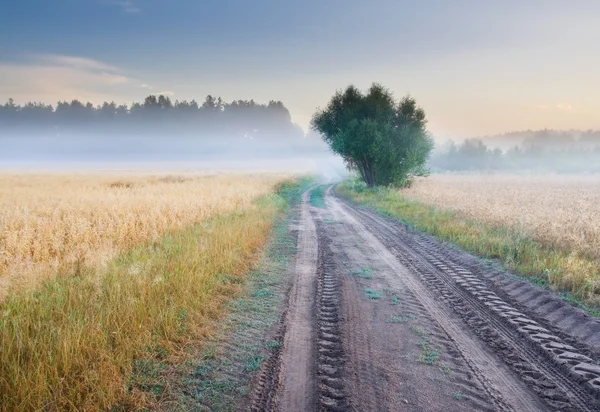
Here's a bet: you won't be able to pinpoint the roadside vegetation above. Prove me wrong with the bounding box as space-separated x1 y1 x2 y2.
0 175 303 411
337 178 600 312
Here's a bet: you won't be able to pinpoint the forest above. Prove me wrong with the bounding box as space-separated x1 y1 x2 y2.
0 95 304 140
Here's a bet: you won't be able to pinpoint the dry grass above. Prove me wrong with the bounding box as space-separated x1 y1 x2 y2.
0 173 284 299
0 172 296 411
402 174 600 260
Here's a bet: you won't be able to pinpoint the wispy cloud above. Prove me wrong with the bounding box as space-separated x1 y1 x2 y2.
32 54 120 74
0 54 156 104
113 0 140 14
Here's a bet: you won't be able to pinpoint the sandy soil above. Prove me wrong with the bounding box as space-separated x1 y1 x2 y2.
249 186 600 412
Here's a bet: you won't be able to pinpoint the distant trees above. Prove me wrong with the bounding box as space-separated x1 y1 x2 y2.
430 136 600 173
0 94 303 140
312 83 433 187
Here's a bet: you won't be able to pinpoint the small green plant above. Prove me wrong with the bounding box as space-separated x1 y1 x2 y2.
420 348 440 365
390 295 400 305
451 391 464 401
265 341 281 351
349 267 373 279
244 355 266 373
364 289 382 300
405 311 417 321
439 363 451 374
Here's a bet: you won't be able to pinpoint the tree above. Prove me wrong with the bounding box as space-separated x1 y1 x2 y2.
311 83 433 187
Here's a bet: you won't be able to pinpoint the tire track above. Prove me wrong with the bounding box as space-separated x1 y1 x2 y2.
314 223 350 411
327 192 545 412
341 196 600 411
275 189 318 412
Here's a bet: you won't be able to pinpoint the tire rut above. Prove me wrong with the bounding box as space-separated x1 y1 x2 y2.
314 222 350 411
342 196 600 412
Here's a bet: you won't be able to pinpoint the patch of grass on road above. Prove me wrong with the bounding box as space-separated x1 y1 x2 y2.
364 288 383 300
337 178 600 313
348 267 373 279
310 185 326 208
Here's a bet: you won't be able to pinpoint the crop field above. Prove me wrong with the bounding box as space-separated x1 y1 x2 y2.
0 173 285 298
0 172 293 411
401 174 600 260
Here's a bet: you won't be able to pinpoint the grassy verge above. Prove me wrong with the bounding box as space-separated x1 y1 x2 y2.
337 179 600 313
0 179 307 411
156 189 302 410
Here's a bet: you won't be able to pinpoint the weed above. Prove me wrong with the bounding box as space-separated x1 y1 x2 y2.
244 355 266 373
451 391 464 401
386 315 408 324
349 267 373 279
390 295 400 305
266 341 281 351
364 289 383 300
405 311 417 320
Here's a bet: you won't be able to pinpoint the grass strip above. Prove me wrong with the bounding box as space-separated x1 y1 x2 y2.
158 189 303 410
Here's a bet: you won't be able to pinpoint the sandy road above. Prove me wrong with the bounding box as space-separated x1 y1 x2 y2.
250 186 600 412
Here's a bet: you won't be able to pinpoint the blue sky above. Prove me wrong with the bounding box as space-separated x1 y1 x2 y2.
1 0 599 138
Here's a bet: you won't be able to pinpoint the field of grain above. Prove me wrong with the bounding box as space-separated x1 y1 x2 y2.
0 173 284 299
402 174 600 260
0 172 294 411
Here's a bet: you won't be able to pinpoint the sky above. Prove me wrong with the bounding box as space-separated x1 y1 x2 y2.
0 0 599 139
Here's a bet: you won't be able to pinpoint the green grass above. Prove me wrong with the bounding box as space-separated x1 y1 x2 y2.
364 288 383 300
309 185 326 208
348 267 374 279
337 178 600 313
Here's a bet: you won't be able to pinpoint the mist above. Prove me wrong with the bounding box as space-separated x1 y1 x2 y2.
0 95 346 179
429 129 600 174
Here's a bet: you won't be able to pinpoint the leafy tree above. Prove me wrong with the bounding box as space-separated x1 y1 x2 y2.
311 83 433 187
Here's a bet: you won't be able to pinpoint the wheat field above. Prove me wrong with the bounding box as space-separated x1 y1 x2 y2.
0 173 284 300
0 172 294 411
402 174 600 260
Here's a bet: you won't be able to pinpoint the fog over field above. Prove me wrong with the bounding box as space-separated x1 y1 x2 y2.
0 96 346 177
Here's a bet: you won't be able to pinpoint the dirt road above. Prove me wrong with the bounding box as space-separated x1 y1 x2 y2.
250 186 600 411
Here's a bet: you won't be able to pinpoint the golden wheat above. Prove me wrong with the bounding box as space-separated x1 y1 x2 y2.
0 172 294 411
402 174 600 260
0 173 285 300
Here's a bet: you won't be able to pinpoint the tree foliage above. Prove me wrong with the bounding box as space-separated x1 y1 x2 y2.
311 84 433 187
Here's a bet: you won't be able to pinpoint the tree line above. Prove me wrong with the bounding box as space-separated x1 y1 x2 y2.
430 136 600 173
0 95 304 140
